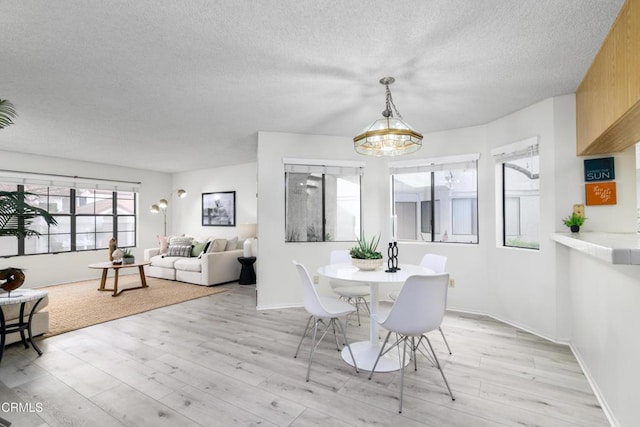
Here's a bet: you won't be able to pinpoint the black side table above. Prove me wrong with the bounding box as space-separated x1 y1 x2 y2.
237 256 256 285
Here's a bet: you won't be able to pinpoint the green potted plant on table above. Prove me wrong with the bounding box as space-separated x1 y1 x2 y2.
562 212 586 233
121 248 135 264
349 233 384 270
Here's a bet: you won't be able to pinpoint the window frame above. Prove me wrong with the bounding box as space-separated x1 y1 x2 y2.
390 154 479 244
1 183 137 257
283 159 364 243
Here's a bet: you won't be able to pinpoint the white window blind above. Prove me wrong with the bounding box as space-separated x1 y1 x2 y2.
282 158 364 176
389 153 480 174
0 169 141 192
491 137 539 163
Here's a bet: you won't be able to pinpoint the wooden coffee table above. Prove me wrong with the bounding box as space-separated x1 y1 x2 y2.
88 261 151 297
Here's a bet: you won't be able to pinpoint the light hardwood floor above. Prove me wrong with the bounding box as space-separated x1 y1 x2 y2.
0 283 609 426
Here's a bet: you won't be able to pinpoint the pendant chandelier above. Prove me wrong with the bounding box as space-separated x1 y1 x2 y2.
353 77 422 156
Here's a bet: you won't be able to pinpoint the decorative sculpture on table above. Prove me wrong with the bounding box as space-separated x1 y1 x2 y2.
108 237 117 261
0 267 25 297
111 249 123 265
386 242 400 273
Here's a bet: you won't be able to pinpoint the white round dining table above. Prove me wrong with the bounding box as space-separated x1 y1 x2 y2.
317 263 434 372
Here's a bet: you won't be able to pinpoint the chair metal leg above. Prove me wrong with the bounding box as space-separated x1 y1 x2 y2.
439 327 452 354
294 315 313 358
368 331 393 380
399 337 408 413
305 319 319 382
422 336 455 400
334 318 359 374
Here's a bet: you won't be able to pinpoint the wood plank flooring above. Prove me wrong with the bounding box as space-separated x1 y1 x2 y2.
0 284 609 426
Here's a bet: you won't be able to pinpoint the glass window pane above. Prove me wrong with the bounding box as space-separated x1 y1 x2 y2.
50 234 71 252
48 195 70 214
96 216 113 233
96 233 111 249
118 216 135 231
117 199 135 214
285 172 322 242
76 189 95 214
50 216 71 234
327 174 360 241
504 156 540 249
0 183 17 192
23 184 48 195
95 190 113 215
76 233 96 250
77 216 96 233
117 231 135 247
24 235 49 254
394 165 478 244
285 172 360 242
0 236 18 256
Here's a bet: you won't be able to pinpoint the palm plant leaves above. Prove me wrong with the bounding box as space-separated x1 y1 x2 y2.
0 191 57 238
0 99 17 129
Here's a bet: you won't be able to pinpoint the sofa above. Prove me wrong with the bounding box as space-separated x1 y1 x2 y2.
1 294 49 346
144 236 244 286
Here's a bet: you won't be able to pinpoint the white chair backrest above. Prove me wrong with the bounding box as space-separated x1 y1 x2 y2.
293 260 330 317
381 273 449 336
420 253 447 273
330 250 351 264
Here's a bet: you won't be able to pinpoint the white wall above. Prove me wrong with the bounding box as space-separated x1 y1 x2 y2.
0 150 170 287
564 247 640 427
170 162 258 240
256 132 389 309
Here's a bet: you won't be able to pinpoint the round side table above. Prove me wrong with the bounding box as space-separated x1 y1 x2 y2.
237 256 257 285
0 288 48 363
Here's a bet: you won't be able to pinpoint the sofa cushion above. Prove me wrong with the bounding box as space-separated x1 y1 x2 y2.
225 236 238 251
150 255 181 268
174 258 202 273
209 239 227 252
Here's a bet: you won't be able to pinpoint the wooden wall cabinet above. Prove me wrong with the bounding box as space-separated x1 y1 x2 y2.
576 0 640 155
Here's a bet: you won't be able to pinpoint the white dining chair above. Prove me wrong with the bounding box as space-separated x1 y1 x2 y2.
329 250 370 326
388 253 452 354
370 273 455 413
292 261 359 381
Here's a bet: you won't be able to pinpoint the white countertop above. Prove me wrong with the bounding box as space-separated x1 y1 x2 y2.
551 232 640 265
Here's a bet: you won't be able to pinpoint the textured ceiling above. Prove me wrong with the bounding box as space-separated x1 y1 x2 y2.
0 0 625 173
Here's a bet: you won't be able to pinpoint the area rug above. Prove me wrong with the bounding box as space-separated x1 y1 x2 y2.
41 276 226 337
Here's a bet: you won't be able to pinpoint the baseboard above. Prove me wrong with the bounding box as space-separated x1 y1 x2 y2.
569 344 618 427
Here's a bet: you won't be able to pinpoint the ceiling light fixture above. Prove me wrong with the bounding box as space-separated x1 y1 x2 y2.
353 77 423 156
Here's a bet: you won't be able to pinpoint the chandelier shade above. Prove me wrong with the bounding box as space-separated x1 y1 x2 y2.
353 77 423 157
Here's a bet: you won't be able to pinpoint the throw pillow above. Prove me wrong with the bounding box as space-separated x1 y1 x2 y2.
198 241 212 259
158 235 170 254
225 236 238 251
166 245 192 257
209 239 227 253
191 241 207 257
169 236 193 246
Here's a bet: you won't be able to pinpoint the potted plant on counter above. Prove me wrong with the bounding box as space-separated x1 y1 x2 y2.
562 212 586 233
349 233 383 270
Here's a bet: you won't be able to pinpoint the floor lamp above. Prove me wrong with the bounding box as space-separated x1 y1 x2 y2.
150 189 187 236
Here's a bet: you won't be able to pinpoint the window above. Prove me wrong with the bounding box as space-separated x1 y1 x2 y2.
493 137 539 250
0 183 137 257
284 159 363 242
390 154 479 243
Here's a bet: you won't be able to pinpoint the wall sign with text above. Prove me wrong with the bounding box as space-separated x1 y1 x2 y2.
585 182 617 205
584 157 615 182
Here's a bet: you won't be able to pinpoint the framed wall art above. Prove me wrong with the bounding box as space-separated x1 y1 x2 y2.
202 191 236 226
